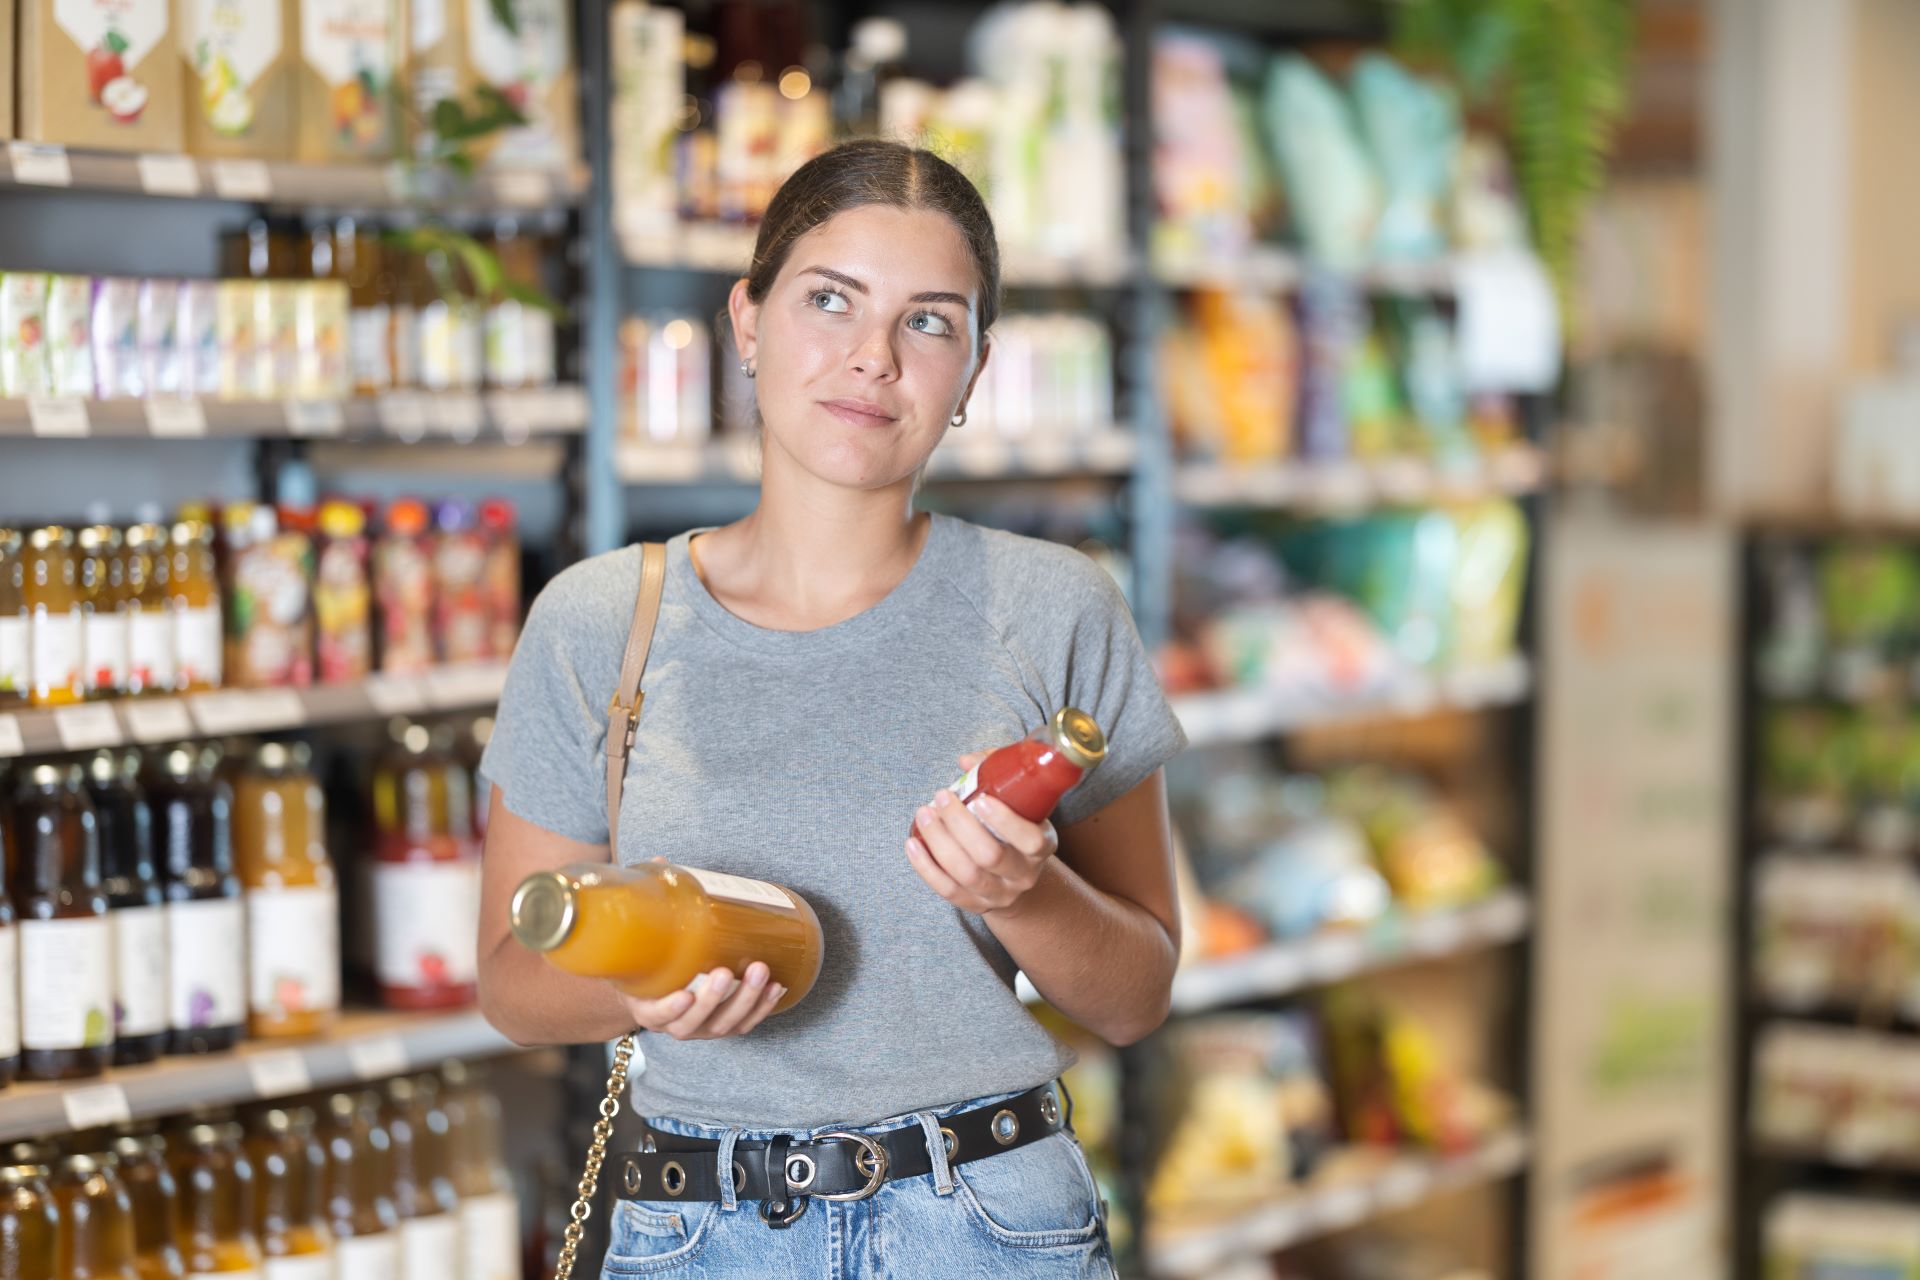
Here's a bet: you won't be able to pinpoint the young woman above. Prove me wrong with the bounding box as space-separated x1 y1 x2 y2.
477 138 1187 1278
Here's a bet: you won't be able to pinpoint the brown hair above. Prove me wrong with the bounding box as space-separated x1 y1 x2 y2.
743 139 1002 344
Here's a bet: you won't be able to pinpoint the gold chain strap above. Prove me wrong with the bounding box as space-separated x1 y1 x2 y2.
553 1032 638 1280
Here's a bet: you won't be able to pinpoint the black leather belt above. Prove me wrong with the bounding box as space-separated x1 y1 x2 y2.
615 1082 1070 1228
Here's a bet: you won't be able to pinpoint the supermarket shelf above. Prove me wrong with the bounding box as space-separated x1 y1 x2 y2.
1151 243 1461 294
1171 655 1533 748
1756 1141 1920 1179
1170 890 1531 1014
0 663 508 759
0 141 585 211
1174 445 1548 511
0 1008 517 1142
1143 1129 1531 1277
615 428 1139 485
0 387 588 442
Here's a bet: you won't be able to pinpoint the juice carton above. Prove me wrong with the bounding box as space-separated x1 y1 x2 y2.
17 0 184 151
179 0 298 158
295 0 400 162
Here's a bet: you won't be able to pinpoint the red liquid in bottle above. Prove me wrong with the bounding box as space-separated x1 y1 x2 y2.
942 708 1107 824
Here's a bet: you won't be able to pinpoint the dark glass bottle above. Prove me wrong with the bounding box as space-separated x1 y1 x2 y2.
108 1130 187 1280
147 744 244 1056
86 750 168 1066
0 1160 58 1279
321 1090 400 1277
12 762 113 1079
0 773 19 1088
48 1152 139 1279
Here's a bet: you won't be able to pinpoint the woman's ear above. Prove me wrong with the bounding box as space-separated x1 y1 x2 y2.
727 277 759 368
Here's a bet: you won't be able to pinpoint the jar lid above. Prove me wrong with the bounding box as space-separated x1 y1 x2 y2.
386 498 430 537
319 499 365 540
510 871 579 954
1047 708 1106 771
0 528 19 553
29 525 73 551
24 761 71 790
0 1164 48 1187
126 522 167 549
255 740 299 772
78 524 122 552
55 1153 106 1177
170 518 214 547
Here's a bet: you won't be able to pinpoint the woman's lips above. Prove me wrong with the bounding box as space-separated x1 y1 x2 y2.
819 399 898 428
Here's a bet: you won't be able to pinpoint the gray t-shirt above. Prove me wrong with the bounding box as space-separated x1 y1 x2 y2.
480 511 1188 1128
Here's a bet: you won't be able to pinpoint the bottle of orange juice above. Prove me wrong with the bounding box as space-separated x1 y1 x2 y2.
510 862 823 1013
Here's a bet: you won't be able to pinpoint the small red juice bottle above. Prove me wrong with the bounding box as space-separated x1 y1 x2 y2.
944 708 1107 824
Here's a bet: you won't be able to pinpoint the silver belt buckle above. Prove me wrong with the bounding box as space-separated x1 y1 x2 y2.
814 1131 890 1201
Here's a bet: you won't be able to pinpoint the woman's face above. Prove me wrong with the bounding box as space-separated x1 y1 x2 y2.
731 204 989 491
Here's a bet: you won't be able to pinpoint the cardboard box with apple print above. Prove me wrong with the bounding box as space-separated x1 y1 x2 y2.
295 0 400 162
179 0 297 158
18 0 185 151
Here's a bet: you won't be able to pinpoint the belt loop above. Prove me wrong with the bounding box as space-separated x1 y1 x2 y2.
717 1128 743 1212
1057 1078 1076 1134
914 1112 956 1196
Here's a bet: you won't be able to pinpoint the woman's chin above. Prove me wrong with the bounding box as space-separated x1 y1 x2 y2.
782 435 930 491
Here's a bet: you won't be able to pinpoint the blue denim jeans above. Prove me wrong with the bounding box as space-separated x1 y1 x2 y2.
602 1086 1119 1278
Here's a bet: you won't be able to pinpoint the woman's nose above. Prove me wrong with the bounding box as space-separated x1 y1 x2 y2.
847 324 898 379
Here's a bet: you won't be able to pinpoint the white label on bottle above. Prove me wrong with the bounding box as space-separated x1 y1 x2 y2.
167 897 246 1033
247 885 341 1018
188 1271 261 1280
175 604 223 689
129 609 177 693
85 610 130 693
52 704 120 751
264 1257 332 1280
400 1215 460 1280
372 861 480 989
352 307 394 391
460 1192 520 1280
682 866 794 911
0 616 28 698
112 904 169 1038
946 763 982 803
20 916 113 1050
31 607 82 695
0 926 18 1059
333 1233 401 1280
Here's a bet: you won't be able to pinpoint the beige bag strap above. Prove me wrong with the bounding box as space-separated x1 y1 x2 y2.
604 542 668 854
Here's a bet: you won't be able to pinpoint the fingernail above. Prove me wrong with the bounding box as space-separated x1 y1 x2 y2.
725 978 743 1000
934 790 953 809
917 807 935 828
771 985 787 1001
967 798 990 821
686 973 707 994
747 964 768 989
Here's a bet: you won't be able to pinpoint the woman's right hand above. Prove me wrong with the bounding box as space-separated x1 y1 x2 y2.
621 961 787 1041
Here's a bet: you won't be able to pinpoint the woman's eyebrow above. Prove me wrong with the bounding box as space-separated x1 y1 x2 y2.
800 265 969 309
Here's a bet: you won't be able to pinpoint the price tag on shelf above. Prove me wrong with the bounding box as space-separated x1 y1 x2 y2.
190 691 263 736
0 715 22 759
1374 1158 1432 1211
1408 908 1469 956
7 142 72 187
1084 432 1137 472
247 1049 314 1098
62 1084 131 1131
348 1036 410 1080
1311 1185 1372 1233
123 699 194 743
211 159 273 201
1020 435 1074 475
53 704 121 751
620 444 707 482
28 397 90 437
377 391 429 439
245 689 304 729
493 169 552 207
430 394 483 438
947 438 1010 478
285 400 345 438
136 154 202 197
364 673 426 715
1304 932 1368 983
144 397 208 438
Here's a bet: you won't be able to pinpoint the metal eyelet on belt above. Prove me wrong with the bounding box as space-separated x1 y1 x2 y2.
661 1160 687 1196
784 1153 817 1192
732 1160 747 1194
1039 1091 1061 1127
990 1110 1020 1145
940 1127 959 1160
815 1131 889 1201
622 1159 642 1195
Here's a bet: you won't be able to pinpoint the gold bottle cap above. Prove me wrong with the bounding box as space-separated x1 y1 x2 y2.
510 871 579 954
1048 707 1106 770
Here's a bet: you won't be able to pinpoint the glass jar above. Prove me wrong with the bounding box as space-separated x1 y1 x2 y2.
0 1161 58 1279
314 500 372 685
440 1061 518 1280
431 500 488 665
320 1091 400 1279
369 723 480 1009
148 744 245 1056
25 525 84 707
12 762 113 1079
220 504 312 690
79 524 130 700
233 741 339 1040
48 1153 138 1280
373 499 434 675
0 785 18 1089
109 1131 186 1280
477 499 520 661
123 524 176 698
245 1106 332 1279
385 1077 458 1280
0 528 26 705
169 519 223 694
170 1122 263 1276
86 749 168 1066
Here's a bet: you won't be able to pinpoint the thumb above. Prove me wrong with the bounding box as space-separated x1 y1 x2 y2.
957 751 986 770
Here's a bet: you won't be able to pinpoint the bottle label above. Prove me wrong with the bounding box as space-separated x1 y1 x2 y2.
351 305 393 390
0 926 18 1059
264 1256 333 1280
20 917 113 1051
167 897 246 1032
332 1233 400 1280
128 608 177 691
247 885 341 1018
400 1214 460 1280
31 607 82 695
175 603 223 688
372 861 480 989
0 615 26 695
112 904 170 1038
460 1191 520 1280
189 1272 261 1280
84 609 130 693
947 763 982 803
682 866 794 911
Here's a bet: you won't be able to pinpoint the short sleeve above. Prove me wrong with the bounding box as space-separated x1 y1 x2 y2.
1051 561 1189 827
478 580 613 846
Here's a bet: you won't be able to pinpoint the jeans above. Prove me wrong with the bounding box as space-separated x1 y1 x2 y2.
601 1086 1120 1278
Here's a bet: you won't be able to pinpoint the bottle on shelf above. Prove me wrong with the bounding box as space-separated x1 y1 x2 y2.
48 1152 139 1280
0 528 25 705
0 1161 59 1279
314 500 374 685
431 500 489 665
170 1122 264 1277
123 523 177 699
320 1091 400 1279
478 499 521 661
373 499 434 675
510 860 822 1013
369 723 481 1009
87 749 169 1067
484 221 556 391
233 741 340 1040
245 1107 333 1280
220 504 312 690
0 795 17 1090
79 524 130 701
109 1130 186 1280
457 715 495 842
440 1060 520 1280
336 219 394 397
25 525 84 708
148 744 245 1057
12 762 113 1080
385 1077 459 1280
169 519 224 694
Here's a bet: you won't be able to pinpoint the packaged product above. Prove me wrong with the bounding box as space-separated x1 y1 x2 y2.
178 0 298 158
215 281 257 399
137 278 183 397
17 0 184 151
411 0 578 172
178 280 222 397
294 281 350 399
0 274 52 399
90 277 143 399
45 276 96 398
295 0 400 162
221 502 314 687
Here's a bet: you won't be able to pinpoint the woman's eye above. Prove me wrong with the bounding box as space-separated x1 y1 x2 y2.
909 312 953 337
811 290 849 314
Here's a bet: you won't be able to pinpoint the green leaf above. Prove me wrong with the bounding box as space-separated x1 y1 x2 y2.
103 29 129 55
473 84 530 129
432 98 468 140
441 148 477 177
490 0 518 35
500 278 567 319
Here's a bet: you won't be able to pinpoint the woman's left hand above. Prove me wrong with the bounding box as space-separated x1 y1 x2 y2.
906 752 1060 915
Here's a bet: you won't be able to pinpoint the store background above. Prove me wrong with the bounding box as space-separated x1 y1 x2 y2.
2 0 1913 1275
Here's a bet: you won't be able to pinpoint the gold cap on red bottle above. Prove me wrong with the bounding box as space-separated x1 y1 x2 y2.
510 871 580 954
1048 708 1106 770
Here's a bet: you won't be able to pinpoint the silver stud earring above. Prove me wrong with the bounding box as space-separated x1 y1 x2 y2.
950 410 966 428
740 359 756 379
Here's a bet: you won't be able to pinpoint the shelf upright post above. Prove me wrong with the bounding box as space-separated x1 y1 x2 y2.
579 0 623 558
